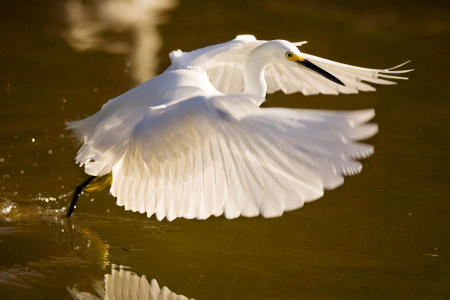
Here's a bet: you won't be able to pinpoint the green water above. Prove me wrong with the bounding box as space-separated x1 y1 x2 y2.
1 0 449 298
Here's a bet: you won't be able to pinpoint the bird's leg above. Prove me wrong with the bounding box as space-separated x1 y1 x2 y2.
66 175 96 217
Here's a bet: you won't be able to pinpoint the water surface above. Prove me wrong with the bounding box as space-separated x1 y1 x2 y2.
0 0 449 298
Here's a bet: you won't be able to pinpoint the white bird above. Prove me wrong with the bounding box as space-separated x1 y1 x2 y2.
66 34 412 221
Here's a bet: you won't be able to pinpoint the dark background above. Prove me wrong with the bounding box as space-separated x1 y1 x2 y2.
0 0 449 298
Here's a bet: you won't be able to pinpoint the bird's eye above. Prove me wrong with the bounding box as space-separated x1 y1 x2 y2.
286 52 293 58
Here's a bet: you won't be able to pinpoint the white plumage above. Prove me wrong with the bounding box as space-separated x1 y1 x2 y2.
68 265 193 300
68 34 411 221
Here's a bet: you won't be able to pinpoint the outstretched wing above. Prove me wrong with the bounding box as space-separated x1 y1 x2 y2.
169 34 412 96
109 94 377 221
167 34 263 93
67 69 216 176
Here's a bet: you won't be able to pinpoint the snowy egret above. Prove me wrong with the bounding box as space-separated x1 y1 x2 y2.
66 34 411 220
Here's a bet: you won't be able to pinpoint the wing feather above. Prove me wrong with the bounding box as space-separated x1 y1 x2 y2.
105 94 377 220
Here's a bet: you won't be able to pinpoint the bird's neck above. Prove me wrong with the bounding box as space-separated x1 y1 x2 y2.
243 48 269 98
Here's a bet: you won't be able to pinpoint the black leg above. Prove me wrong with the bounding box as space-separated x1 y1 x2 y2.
67 176 96 217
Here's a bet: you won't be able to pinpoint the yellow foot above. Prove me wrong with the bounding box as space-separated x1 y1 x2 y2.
84 173 112 193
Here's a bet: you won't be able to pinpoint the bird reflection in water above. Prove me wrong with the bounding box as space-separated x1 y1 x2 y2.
68 264 194 300
64 0 177 82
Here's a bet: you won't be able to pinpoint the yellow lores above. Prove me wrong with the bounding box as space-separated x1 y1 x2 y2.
285 51 305 62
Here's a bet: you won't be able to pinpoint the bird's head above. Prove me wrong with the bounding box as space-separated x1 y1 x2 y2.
261 40 345 86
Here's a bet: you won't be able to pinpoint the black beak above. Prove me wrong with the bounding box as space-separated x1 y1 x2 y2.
297 59 345 86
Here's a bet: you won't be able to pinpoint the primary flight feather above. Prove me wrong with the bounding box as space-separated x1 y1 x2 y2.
67 34 411 220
